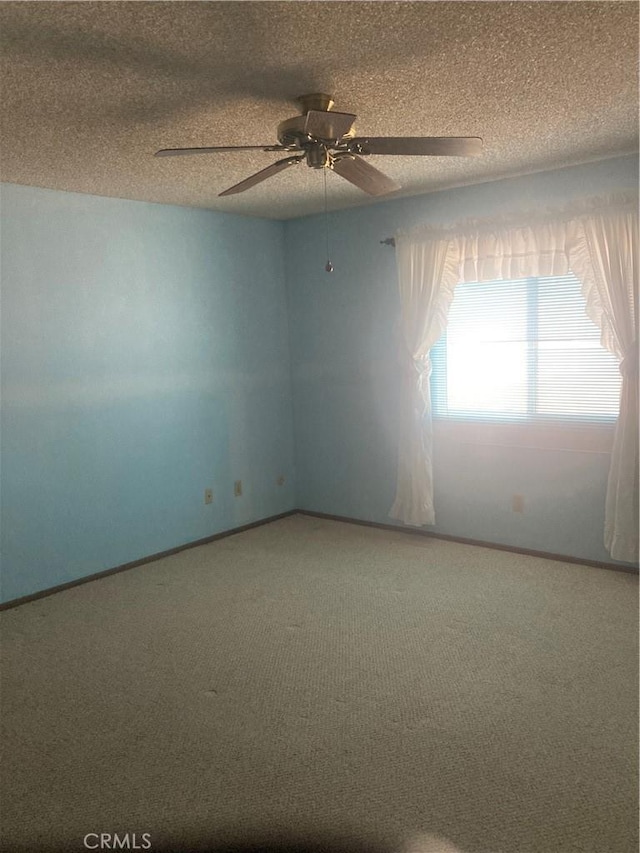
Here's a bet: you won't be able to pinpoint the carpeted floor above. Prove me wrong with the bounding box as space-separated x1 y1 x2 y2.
1 514 638 853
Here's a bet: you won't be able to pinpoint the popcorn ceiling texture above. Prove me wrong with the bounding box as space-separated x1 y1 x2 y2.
0 1 637 219
1 515 638 852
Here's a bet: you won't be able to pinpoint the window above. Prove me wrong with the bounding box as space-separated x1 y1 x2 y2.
431 273 622 424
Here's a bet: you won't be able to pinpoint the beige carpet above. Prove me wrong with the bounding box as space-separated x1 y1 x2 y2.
1 514 638 853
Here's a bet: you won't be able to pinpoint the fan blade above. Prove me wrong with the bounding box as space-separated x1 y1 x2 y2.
155 145 286 157
331 155 400 196
304 110 357 142
218 155 304 197
348 137 483 157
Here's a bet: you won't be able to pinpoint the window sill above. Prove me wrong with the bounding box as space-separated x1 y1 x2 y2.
432 418 615 453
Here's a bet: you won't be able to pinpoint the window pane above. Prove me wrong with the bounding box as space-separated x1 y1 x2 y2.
440 279 528 419
537 340 622 418
447 279 528 342
447 341 528 415
535 273 621 419
537 274 599 341
431 273 621 424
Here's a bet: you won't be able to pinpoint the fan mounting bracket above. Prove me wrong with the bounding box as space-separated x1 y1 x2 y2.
297 93 335 114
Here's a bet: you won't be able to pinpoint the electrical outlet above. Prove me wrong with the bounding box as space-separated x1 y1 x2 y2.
511 494 525 513
277 475 285 486
234 480 242 497
204 488 213 505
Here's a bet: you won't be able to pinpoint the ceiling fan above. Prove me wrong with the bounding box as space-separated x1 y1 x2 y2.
155 93 483 198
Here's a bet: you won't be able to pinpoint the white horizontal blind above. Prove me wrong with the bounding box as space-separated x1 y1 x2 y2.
431 273 622 422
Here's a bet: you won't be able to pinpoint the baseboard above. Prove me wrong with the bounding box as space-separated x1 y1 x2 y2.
296 509 640 575
0 509 298 611
2 505 636 610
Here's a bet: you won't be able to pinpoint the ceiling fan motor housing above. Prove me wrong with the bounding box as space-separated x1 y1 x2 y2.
305 144 330 169
276 115 356 151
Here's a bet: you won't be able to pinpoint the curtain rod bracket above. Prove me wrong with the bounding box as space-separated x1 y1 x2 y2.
380 237 396 246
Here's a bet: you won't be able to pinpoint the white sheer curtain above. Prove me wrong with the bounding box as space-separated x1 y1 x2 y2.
569 205 638 562
390 196 638 562
389 232 460 526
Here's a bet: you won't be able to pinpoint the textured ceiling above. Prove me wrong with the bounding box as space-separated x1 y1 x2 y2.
0 1 637 220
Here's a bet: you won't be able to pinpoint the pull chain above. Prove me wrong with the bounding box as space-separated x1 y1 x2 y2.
323 166 333 273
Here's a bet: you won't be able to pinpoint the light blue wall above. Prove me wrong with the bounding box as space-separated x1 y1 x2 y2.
285 156 638 565
2 157 636 604
1 184 295 602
